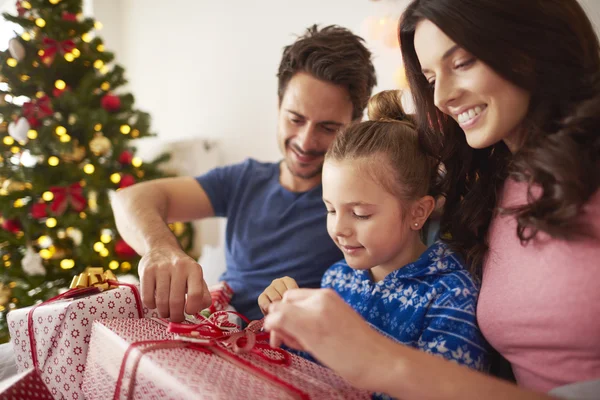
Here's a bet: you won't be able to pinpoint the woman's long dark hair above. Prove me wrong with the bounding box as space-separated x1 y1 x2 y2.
400 0 600 276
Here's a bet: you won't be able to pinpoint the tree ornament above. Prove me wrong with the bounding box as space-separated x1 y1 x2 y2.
30 202 47 219
114 239 137 258
66 227 82 246
22 96 53 126
7 117 30 143
118 150 133 164
8 38 25 61
22 246 46 276
2 218 21 233
0 283 11 307
40 38 75 65
2 179 27 194
89 133 112 156
49 182 86 215
119 174 136 189
50 247 68 260
62 12 77 22
16 1 27 17
53 86 69 97
101 94 121 112
62 141 86 163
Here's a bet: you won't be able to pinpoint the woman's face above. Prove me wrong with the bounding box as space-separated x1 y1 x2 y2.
414 20 531 152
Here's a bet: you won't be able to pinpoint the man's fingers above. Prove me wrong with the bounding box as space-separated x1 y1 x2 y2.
169 270 187 322
200 279 212 310
155 272 171 318
140 264 157 309
185 264 209 315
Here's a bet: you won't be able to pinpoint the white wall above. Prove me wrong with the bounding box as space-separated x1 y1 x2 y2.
92 0 406 166
91 0 600 167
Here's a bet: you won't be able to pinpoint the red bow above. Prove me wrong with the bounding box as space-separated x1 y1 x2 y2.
168 311 290 365
41 37 76 63
16 1 27 16
49 182 86 215
22 96 53 121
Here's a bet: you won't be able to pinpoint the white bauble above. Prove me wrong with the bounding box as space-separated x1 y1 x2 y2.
22 246 46 276
8 117 30 143
8 38 25 61
66 228 83 246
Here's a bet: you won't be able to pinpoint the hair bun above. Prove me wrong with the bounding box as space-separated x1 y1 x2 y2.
367 90 413 124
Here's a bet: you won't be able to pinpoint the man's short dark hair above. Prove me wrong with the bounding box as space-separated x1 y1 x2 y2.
277 25 377 120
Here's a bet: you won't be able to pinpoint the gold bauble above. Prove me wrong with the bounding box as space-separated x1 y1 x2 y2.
0 282 11 307
89 133 112 156
62 141 86 163
50 247 68 260
2 179 27 193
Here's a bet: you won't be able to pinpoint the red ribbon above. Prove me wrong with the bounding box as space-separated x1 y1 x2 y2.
168 311 290 365
27 281 142 372
49 182 86 215
22 96 53 121
41 37 75 63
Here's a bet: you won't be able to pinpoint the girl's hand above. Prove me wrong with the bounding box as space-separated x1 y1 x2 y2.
263 288 385 389
257 276 299 315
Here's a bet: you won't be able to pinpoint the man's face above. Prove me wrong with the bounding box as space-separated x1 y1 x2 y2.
277 72 354 180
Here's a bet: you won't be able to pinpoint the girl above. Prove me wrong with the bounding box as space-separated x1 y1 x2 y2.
263 1 600 399
259 90 489 374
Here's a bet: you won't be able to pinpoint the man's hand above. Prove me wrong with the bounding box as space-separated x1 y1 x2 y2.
257 276 299 315
138 246 212 322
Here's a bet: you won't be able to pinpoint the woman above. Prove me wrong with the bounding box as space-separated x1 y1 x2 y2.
264 0 600 398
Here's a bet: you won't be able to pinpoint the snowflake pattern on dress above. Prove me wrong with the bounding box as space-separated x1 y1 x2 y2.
321 241 489 399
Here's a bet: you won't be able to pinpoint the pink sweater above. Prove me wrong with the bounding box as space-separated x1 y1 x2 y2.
477 179 600 392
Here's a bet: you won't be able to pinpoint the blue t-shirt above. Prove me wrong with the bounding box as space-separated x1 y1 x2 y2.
196 158 343 320
322 241 489 372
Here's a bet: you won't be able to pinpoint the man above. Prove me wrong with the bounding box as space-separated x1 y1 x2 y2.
111 25 377 321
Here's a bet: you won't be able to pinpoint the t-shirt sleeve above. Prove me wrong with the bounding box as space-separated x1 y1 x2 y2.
416 275 490 372
195 159 252 217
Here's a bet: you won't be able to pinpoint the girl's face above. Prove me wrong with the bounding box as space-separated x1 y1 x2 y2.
322 158 419 278
414 20 531 152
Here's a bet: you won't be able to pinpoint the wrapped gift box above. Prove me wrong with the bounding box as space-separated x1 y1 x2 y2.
0 368 54 400
7 282 158 400
83 318 372 400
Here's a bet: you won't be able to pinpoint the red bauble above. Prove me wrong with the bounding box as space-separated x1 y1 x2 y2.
53 86 68 97
2 218 21 233
119 174 136 189
114 239 137 258
118 150 133 165
31 203 48 219
27 117 40 128
101 94 121 113
62 12 77 21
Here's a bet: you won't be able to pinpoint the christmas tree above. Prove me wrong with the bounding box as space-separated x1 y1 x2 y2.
0 0 194 342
